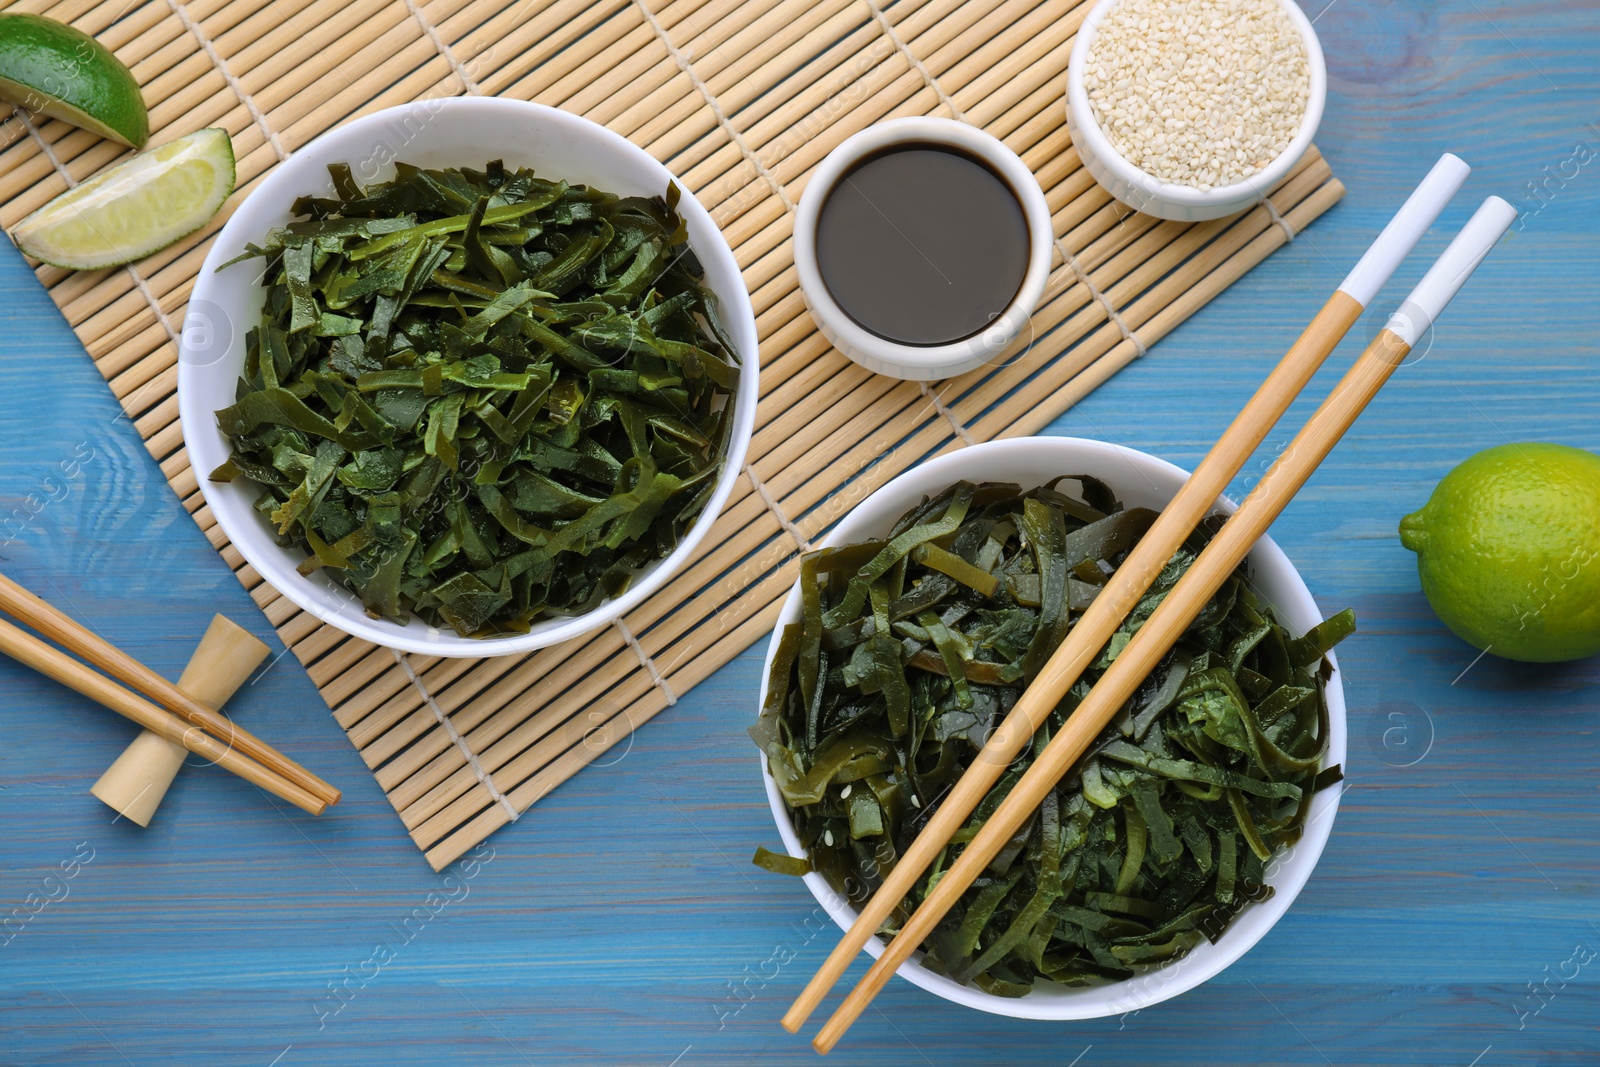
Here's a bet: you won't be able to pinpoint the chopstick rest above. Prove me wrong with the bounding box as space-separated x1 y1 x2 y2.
0 571 339 807
0 616 327 814
90 615 270 826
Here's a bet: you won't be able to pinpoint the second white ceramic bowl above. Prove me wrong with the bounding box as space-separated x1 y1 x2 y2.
178 98 759 657
793 118 1054 381
757 436 1345 1020
1066 0 1327 222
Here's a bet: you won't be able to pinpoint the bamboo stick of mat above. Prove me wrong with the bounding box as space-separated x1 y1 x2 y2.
252 158 1337 857
347 157 1333 791
0 573 341 808
811 196 1518 1053
81 25 1222 511
335 181 1237 781
399 171 1335 865
0 0 1351 864
782 153 1472 1034
0 617 327 816
411 168 1351 871
353 170 1338 867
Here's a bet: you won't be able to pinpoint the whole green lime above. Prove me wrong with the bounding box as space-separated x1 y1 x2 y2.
0 13 148 147
1400 442 1600 663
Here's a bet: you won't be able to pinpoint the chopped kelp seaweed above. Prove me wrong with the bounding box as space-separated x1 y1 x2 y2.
211 161 738 636
751 479 1352 993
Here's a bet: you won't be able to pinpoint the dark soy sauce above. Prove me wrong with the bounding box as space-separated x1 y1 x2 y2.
816 144 1029 347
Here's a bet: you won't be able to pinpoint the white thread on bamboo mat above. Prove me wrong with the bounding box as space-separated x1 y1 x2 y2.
16 110 181 349
389 648 520 822
862 1 1148 359
398 0 690 724
634 0 796 213
1260 193 1297 242
369 0 504 735
164 0 287 162
612 619 678 705
744 463 813 552
385 0 721 717
632 0 826 553
861 0 1005 446
638 0 977 540
919 382 976 445
863 0 965 120
394 0 701 718
923 379 980 449
1057 238 1148 357
403 0 481 94
885 0 1148 367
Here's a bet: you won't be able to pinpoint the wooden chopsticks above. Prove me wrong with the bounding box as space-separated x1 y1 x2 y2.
0 572 339 815
807 196 1517 1053
782 154 1473 1037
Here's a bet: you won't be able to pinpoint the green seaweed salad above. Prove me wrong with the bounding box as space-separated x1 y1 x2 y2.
210 160 739 637
751 478 1352 996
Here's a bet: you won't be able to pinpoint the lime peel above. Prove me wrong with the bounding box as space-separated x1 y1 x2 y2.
0 13 148 147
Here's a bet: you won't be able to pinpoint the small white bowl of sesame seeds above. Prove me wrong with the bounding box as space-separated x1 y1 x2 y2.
1066 0 1326 222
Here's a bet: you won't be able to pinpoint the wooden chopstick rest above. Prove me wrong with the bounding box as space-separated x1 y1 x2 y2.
90 615 270 826
0 572 339 807
0 616 326 814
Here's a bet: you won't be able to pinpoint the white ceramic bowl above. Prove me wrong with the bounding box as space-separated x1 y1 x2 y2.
793 117 1054 381
1065 0 1327 222
757 436 1345 1019
178 98 759 657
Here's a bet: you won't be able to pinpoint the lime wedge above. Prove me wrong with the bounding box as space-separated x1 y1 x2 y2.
0 13 148 148
11 128 235 270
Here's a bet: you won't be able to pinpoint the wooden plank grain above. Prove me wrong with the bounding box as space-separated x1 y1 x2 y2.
0 0 1596 1064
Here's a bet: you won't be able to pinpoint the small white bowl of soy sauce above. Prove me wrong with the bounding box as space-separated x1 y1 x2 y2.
794 118 1054 381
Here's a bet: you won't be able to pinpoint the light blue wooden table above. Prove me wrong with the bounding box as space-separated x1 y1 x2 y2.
3 2 1598 1063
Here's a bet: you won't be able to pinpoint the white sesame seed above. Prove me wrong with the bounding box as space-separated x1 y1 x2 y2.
823 830 835 847
840 783 852 800
1081 0 1309 189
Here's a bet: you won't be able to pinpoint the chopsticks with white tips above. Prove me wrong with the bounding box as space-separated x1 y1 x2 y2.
781 153 1472 1038
809 195 1518 1053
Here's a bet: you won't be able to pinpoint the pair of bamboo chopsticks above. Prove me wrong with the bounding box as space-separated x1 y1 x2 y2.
787 156 1516 1052
0 572 340 816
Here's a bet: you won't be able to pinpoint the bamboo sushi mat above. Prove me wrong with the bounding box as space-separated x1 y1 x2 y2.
0 0 1343 868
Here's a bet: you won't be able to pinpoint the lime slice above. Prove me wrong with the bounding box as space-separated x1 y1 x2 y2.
11 128 235 270
0 13 148 148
